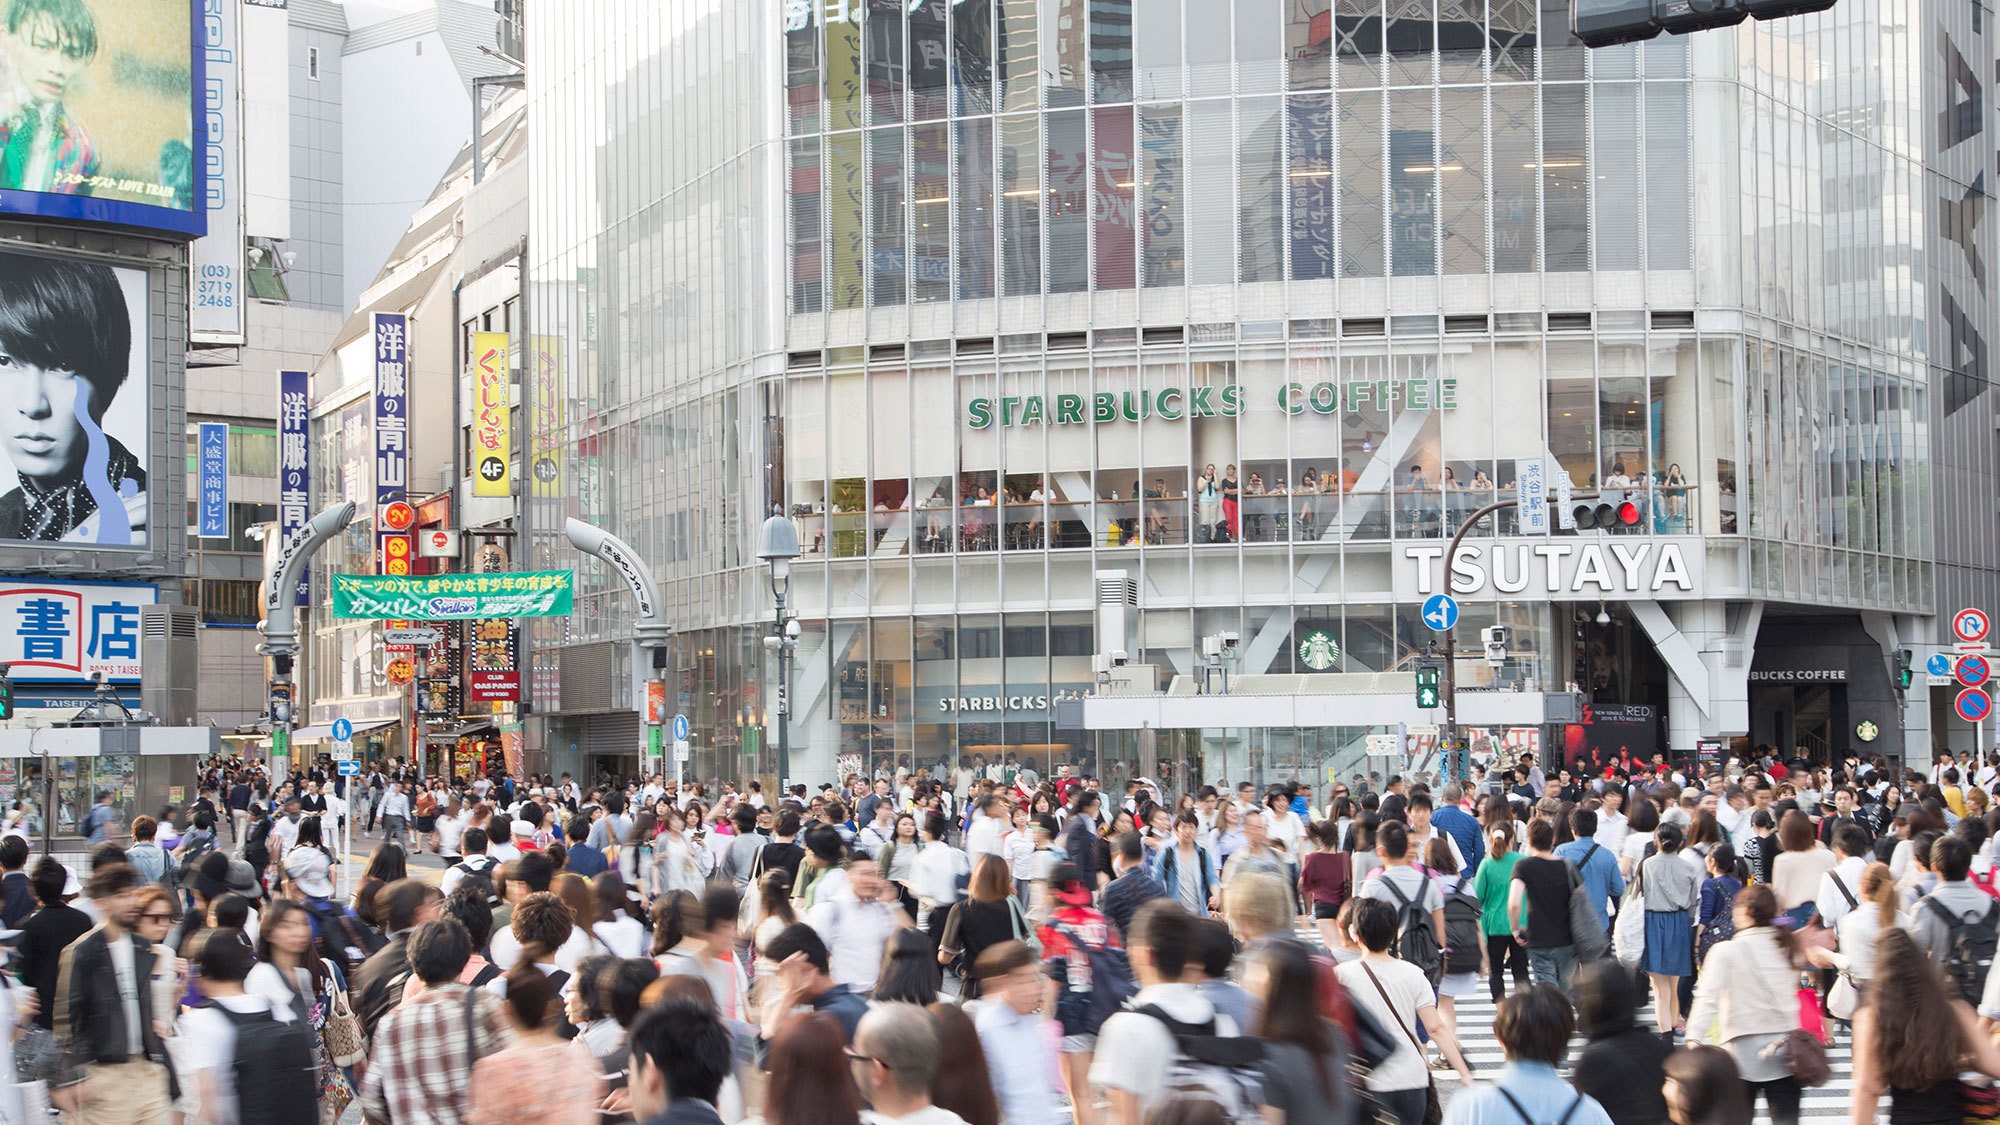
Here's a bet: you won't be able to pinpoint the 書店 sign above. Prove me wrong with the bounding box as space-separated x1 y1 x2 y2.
0 582 156 682
331 571 575 620
1398 538 1703 602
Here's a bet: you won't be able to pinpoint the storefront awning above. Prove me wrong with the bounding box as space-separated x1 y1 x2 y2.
421 721 497 742
291 718 398 741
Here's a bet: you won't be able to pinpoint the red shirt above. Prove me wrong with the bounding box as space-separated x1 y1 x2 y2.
1038 905 1115 992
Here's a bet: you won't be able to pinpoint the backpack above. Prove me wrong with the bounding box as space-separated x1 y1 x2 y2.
1380 874 1444 987
243 817 274 870
203 1001 318 1125
1049 922 1138 1037
1133 1004 1266 1124
304 898 385 980
1442 879 1483 975
1924 897 2000 1005
452 856 502 904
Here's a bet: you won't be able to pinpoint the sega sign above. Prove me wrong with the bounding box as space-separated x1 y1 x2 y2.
0 582 157 683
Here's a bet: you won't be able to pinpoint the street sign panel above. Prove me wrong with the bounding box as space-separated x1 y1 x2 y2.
674 738 690 762
331 718 353 741
672 714 690 741
1421 593 1460 632
1929 653 1955 678
1957 687 1993 723
1956 608 1992 643
384 627 444 647
1959 654 1992 688
336 759 360 776
332 738 353 761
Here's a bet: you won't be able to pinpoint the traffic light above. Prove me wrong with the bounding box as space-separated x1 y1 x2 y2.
1894 648 1913 691
0 670 12 721
1570 490 1643 531
1415 664 1442 709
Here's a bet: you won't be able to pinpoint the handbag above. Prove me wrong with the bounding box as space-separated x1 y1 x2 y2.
1360 964 1443 1125
1005 895 1042 958
1777 1028 1831 1087
322 972 367 1067
1565 860 1611 961
1614 859 1648 967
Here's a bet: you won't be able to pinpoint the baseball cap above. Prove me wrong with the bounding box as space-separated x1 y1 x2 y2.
283 848 335 898
1050 862 1092 906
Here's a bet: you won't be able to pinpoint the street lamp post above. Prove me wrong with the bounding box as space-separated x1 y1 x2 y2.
755 514 802 793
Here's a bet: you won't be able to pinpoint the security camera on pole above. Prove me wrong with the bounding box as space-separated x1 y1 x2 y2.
565 519 672 781
755 514 803 795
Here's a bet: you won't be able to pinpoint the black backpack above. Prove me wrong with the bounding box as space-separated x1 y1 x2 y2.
243 817 274 870
304 898 385 979
452 856 502 905
1442 879 1483 975
1380 875 1444 987
1925 897 2000 1005
203 1001 317 1125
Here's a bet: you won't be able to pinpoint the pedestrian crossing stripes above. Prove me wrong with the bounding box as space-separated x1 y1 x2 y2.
1292 925 1868 1121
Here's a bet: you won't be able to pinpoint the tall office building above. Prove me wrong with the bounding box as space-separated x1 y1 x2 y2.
527 0 1996 790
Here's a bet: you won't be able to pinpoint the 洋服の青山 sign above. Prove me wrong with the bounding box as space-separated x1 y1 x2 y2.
966 377 1459 429
331 571 575 620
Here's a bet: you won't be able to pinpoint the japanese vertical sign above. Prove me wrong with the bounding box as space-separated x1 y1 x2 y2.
472 332 511 496
278 370 311 606
197 423 229 538
0 582 155 682
530 336 563 498
373 313 410 574
192 0 245 344
464 541 521 706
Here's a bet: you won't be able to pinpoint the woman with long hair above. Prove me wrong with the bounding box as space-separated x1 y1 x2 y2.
1664 1045 1753 1125
739 1013 860 1125
1769 810 1835 925
619 812 658 894
351 841 408 929
1210 802 1246 867
650 805 705 899
589 871 646 958
939 854 1027 999
1619 799 1661 879
873 927 944 1005
1248 936 1347 1125
1472 825 1527 1000
1348 811 1384 886
752 870 798 973
925 1001 1002 1125
465 960 604 1125
246 897 354 1122
1639 822 1702 1037
1853 926 2000 1124
1806 860 1900 1020
1299 818 1352 950
1685 883 1808 1125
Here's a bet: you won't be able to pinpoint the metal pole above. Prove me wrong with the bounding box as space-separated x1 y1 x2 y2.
775 592 791 793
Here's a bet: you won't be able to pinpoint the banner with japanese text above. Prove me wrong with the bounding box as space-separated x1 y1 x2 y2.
278 370 311 605
472 332 511 496
330 570 575 620
0 582 157 682
373 313 409 573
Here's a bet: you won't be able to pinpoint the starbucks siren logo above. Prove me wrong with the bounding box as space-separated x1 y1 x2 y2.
1298 630 1340 671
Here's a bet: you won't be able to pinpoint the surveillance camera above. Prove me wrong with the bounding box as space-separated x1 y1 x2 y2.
1220 632 1240 647
762 634 780 652
785 619 801 640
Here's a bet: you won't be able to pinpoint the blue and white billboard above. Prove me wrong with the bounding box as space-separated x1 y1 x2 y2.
0 0 206 237
0 579 155 682
278 368 308 604
197 420 226 537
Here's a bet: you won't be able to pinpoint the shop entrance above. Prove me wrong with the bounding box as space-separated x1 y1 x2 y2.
1750 683 1841 763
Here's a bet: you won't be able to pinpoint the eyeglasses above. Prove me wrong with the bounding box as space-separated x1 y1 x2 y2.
844 1049 891 1069
139 912 174 923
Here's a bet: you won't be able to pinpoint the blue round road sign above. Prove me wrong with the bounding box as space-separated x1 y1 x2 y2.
1960 654 1992 688
1929 653 1955 678
1420 594 1460 632
331 718 352 741
1957 688 1992 724
672 714 690 741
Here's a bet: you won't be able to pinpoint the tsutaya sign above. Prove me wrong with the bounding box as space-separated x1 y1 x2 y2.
1398 537 1706 601
967 377 1460 429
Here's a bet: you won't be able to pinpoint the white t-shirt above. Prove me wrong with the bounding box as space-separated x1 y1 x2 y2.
270 815 300 857
176 993 297 1125
1358 863 1443 916
489 922 594 974
862 1108 973 1125
436 813 468 855
593 916 647 959
1089 983 1238 1117
1619 833 1652 876
1336 957 1436 1091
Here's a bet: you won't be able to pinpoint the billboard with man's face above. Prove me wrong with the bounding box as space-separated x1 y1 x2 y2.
0 245 149 548
0 0 202 237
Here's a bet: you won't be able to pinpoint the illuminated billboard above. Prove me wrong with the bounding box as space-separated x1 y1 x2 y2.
0 0 204 237
0 245 150 548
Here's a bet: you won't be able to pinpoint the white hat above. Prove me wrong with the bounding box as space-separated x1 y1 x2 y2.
512 820 537 839
284 848 335 898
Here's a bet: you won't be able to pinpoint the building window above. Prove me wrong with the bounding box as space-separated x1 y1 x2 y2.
307 46 319 79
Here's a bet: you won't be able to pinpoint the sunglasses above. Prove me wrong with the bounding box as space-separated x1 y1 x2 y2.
140 912 174 923
845 1049 892 1069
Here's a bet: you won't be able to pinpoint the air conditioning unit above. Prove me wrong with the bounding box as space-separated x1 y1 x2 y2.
140 605 201 726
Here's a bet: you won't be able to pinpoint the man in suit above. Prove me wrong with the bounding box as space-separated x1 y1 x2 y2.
628 997 734 1125
0 835 34 927
52 863 175 1124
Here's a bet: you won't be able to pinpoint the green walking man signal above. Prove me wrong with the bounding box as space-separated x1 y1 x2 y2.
0 669 12 721
1415 664 1442 709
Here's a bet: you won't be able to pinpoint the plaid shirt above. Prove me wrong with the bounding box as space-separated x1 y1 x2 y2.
358 983 514 1125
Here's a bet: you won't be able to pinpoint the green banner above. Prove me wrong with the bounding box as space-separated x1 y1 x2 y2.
331 570 575 620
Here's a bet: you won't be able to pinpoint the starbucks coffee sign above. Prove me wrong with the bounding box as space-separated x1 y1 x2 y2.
1298 631 1341 671
966 377 1460 429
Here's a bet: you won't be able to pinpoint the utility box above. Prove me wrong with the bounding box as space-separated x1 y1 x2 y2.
140 605 201 726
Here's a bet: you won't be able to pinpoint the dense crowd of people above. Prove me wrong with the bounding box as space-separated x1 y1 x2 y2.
4 745 1999 1123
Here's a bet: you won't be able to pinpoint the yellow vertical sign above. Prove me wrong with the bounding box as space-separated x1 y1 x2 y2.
472 332 511 496
530 335 563 498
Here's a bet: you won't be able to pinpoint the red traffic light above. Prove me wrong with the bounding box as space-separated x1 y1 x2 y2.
1617 501 1641 525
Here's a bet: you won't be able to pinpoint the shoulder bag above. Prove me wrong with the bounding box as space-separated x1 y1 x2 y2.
320 962 367 1067
1565 859 1611 961
1614 858 1647 967
1359 963 1443 1125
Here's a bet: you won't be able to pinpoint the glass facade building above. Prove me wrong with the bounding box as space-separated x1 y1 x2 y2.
526 0 1997 791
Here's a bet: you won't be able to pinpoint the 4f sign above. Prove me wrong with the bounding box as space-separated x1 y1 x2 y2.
472 332 512 497
1956 609 1991 644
